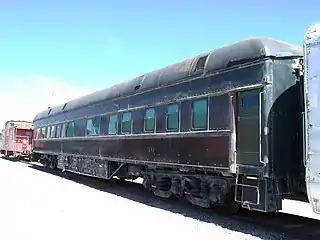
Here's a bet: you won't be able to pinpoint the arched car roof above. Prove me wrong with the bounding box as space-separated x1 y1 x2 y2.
34 37 302 121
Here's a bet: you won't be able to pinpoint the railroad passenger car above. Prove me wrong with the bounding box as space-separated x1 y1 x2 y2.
1 120 34 159
302 23 320 214
31 37 306 213
0 129 4 152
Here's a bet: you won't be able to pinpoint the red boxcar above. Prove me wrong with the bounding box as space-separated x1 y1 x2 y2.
0 120 34 160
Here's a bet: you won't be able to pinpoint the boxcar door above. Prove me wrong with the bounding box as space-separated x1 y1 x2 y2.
236 89 263 166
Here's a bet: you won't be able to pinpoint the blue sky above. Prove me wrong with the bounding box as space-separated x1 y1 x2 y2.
0 0 319 91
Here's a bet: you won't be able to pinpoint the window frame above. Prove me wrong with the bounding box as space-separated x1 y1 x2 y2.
35 128 40 139
166 103 179 131
100 115 109 135
85 116 101 136
108 114 118 135
144 108 155 132
55 124 61 138
191 98 208 130
241 93 260 108
91 116 101 136
121 111 132 134
86 118 93 136
74 119 86 137
61 123 67 138
66 121 75 137
46 126 51 138
41 127 46 139
50 125 55 138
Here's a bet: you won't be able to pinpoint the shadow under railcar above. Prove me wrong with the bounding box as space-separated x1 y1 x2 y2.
26 163 320 240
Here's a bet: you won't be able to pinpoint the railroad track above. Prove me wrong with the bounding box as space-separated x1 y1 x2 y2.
13 159 320 240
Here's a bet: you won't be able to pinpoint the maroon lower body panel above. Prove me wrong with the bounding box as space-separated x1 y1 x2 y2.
33 134 230 168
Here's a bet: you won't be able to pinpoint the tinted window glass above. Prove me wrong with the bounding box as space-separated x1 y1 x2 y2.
61 124 67 138
242 93 259 108
50 125 56 138
192 99 207 129
92 116 101 135
86 119 93 136
100 115 109 135
25 130 32 136
122 112 132 133
34 128 39 139
166 104 179 131
67 122 75 137
46 126 51 138
56 124 61 138
41 127 46 139
108 114 118 135
74 119 85 137
145 108 155 132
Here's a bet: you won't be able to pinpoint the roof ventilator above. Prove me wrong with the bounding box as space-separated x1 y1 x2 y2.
62 102 68 111
134 75 145 91
194 55 209 72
